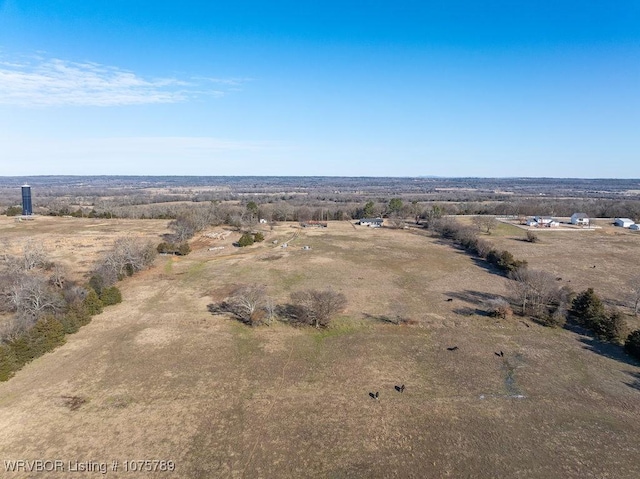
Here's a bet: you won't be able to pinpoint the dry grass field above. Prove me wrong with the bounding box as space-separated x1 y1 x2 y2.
1 218 640 478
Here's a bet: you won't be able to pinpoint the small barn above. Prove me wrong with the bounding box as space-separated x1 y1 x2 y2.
570 213 589 226
614 218 634 228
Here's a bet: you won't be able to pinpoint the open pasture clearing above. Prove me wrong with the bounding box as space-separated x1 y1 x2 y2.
1 220 639 478
482 219 640 321
0 216 171 281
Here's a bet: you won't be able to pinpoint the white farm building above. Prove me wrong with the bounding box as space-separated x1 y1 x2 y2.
614 218 635 228
358 218 383 227
570 213 589 226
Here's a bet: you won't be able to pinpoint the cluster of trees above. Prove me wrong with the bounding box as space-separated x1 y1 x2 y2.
208 285 347 328
0 237 155 381
90 237 156 289
0 243 113 381
569 289 627 342
508 262 640 355
237 232 265 247
157 242 191 256
3 206 22 216
509 269 571 326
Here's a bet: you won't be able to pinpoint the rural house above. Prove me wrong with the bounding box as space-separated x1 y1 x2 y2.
358 218 383 227
570 213 589 226
533 216 559 227
533 216 554 225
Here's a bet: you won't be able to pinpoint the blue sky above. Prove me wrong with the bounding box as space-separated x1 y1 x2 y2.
0 1 639 177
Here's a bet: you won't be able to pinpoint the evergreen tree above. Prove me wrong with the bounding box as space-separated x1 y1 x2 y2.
238 233 255 247
100 286 122 306
571 288 606 330
83 289 104 316
625 330 640 360
595 310 627 342
28 316 65 357
177 242 191 255
0 344 17 381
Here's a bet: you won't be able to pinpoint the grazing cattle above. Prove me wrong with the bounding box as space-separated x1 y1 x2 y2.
521 321 530 328
447 346 459 351
495 352 502 357
369 392 379 400
446 298 453 302
500 351 504 357
394 384 405 393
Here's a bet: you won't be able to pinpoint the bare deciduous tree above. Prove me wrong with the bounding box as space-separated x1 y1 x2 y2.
21 240 50 271
208 284 271 325
8 275 65 320
228 285 268 324
290 289 347 328
472 216 499 234
98 237 157 281
49 264 67 289
486 298 513 319
388 215 405 229
510 268 559 317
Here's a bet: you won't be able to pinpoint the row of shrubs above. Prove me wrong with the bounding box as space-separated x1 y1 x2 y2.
426 217 527 273
0 286 121 381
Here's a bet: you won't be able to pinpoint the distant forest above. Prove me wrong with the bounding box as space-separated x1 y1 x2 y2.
1 176 640 221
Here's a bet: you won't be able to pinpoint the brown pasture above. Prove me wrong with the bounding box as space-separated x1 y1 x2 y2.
0 218 639 478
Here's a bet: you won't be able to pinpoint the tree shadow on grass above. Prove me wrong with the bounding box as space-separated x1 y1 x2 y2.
444 290 511 317
624 371 640 391
445 289 509 305
577 333 640 368
361 312 417 325
362 312 400 325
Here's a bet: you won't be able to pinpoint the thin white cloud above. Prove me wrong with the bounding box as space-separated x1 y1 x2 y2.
0 55 240 107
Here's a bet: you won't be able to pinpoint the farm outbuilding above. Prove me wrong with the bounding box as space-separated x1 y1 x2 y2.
630 224 640 231
614 218 634 228
570 213 589 226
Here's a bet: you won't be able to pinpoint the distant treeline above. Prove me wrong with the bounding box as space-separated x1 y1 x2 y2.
6 197 640 224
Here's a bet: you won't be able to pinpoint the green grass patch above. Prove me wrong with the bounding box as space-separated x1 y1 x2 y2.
311 316 365 344
490 221 525 237
185 261 207 281
163 258 173 274
267 270 306 291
